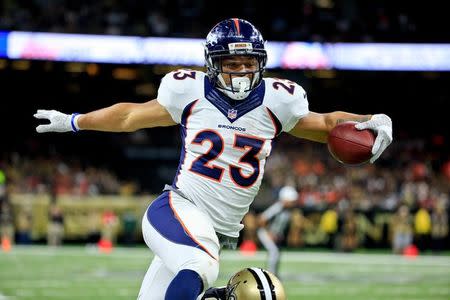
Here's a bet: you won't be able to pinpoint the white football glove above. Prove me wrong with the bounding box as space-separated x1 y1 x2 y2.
355 114 392 163
34 110 81 133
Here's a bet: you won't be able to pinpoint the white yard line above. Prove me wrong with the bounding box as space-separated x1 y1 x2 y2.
221 251 450 267
0 292 11 299
5 246 450 267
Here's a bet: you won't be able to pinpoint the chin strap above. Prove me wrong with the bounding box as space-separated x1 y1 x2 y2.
217 76 251 100
201 286 227 300
237 77 247 93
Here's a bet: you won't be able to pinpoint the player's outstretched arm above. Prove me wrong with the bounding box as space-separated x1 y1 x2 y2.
289 111 392 163
34 99 176 133
288 111 372 143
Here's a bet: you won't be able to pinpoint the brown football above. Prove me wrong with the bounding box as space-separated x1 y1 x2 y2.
327 121 375 165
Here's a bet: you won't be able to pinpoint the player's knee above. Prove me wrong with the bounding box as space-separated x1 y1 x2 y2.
186 256 219 289
273 247 280 257
199 258 219 288
205 259 220 288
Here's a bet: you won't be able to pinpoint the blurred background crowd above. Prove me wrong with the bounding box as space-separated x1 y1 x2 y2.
0 0 448 254
2 137 449 211
0 0 446 42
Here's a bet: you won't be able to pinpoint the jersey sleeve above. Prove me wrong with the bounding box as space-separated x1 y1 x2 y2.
156 70 202 124
279 83 309 132
264 78 310 133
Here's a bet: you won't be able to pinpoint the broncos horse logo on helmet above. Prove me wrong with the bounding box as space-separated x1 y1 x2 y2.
204 18 268 101
226 267 286 300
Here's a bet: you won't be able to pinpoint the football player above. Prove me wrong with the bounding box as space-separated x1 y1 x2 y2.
257 183 299 277
34 18 392 300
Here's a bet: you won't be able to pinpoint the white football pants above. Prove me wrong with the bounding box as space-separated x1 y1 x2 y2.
137 191 220 300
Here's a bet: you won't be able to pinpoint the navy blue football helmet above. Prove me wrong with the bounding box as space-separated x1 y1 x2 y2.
205 18 267 100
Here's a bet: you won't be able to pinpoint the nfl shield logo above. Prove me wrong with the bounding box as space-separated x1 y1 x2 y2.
227 109 238 119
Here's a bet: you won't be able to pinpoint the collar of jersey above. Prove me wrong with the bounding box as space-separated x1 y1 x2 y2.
204 77 266 123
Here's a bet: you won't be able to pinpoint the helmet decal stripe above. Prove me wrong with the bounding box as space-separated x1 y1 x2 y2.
233 18 241 35
250 268 273 300
247 268 266 299
261 269 277 300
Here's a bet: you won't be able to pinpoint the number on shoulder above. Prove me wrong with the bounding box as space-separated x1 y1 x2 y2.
173 69 197 80
272 78 296 95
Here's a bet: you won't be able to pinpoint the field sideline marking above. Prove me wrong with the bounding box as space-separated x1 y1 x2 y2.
0 292 10 299
221 251 450 267
3 246 450 267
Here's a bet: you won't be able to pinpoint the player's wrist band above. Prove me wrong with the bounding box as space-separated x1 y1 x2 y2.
71 113 80 132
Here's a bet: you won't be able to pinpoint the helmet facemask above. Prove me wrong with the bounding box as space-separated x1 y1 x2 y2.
205 49 267 101
204 18 268 100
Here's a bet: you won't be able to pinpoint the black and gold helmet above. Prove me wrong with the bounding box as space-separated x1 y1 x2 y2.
226 268 286 300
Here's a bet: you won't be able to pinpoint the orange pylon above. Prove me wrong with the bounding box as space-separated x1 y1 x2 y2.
1 236 12 252
98 238 113 253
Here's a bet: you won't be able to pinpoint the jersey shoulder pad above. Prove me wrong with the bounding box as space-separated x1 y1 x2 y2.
263 77 309 133
160 69 205 94
157 70 205 124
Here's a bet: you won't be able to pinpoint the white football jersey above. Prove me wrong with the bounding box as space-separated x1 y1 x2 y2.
157 70 309 237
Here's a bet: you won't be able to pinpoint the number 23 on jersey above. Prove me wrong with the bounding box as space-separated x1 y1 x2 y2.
189 130 265 188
